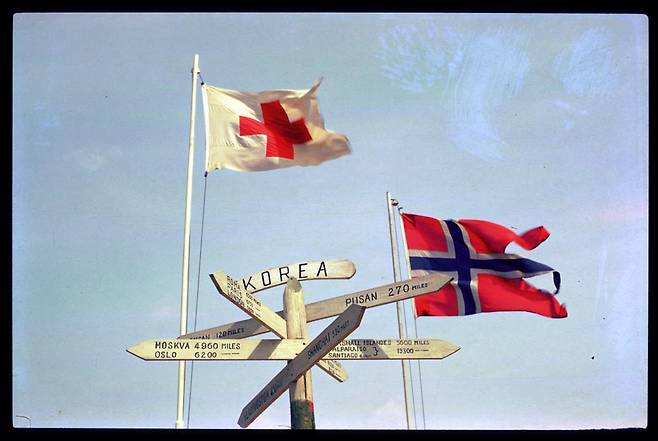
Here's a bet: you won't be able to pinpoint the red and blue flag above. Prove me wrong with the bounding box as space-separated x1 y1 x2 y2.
401 213 566 319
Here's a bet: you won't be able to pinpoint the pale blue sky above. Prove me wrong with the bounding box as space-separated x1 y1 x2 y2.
12 13 648 429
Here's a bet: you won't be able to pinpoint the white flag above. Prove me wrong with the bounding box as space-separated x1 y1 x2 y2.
201 80 351 172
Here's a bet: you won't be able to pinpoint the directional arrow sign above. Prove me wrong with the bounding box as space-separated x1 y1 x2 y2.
210 271 288 337
303 273 451 321
127 338 303 361
127 338 460 361
239 259 356 294
182 273 452 341
211 271 348 382
238 304 366 428
326 338 460 360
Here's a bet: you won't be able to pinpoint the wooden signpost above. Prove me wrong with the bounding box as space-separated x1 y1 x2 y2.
127 260 457 429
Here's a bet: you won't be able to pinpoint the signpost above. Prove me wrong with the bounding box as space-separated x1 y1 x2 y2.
181 273 451 341
128 261 458 429
237 304 366 428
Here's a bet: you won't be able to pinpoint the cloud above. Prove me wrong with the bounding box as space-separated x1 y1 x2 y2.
377 25 530 162
445 28 530 162
595 200 648 223
376 23 448 93
72 149 106 171
148 304 178 322
553 28 620 98
320 398 408 429
31 101 62 146
71 146 122 172
371 399 408 428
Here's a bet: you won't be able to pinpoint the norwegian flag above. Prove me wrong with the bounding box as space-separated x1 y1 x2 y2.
401 213 566 319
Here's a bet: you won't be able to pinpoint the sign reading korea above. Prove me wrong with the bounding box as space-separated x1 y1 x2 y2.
239 259 356 294
238 304 366 428
211 271 348 383
127 338 460 361
181 273 452 341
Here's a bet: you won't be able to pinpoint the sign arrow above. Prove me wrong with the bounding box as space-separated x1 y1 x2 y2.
237 304 366 428
238 259 356 294
127 338 460 361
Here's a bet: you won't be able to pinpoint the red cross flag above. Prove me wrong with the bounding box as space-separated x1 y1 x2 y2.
201 79 351 172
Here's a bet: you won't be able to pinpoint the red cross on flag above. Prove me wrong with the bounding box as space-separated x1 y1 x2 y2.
201 79 351 172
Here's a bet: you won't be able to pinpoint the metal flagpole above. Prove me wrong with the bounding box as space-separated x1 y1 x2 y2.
176 53 200 429
398 205 427 429
397 207 417 319
386 191 415 429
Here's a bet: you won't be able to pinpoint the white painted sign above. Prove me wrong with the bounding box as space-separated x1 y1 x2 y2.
303 272 452 321
239 259 356 294
237 304 366 428
210 271 288 337
127 338 460 361
181 273 452 341
327 338 460 360
127 338 305 361
211 271 348 383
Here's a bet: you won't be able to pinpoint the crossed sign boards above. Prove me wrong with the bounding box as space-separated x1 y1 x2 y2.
127 259 457 428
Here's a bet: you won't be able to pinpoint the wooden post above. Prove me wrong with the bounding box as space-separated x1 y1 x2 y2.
283 278 315 429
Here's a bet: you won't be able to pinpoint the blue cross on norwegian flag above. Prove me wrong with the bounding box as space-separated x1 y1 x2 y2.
401 213 566 319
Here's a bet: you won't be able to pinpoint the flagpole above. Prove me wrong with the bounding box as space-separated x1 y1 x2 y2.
176 53 200 429
398 206 426 429
386 191 415 429
397 208 416 318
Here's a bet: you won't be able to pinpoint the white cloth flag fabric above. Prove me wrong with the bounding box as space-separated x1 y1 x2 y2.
201 80 351 172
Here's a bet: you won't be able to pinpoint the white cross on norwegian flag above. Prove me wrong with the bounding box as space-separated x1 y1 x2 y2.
201 79 351 172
